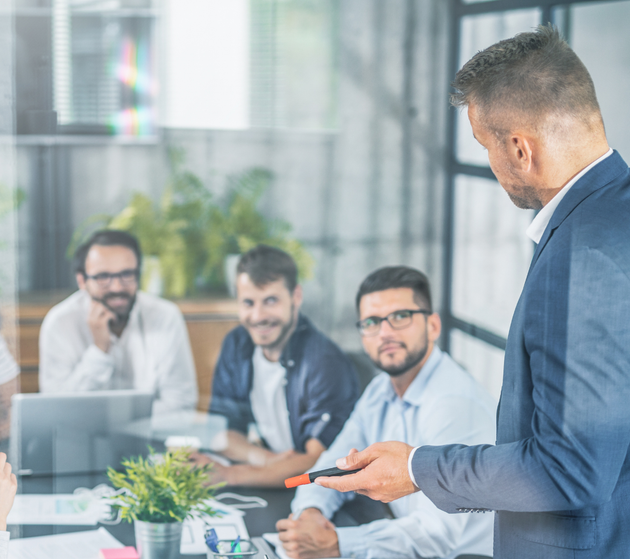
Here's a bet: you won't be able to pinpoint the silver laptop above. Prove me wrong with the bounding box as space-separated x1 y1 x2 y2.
9 390 154 476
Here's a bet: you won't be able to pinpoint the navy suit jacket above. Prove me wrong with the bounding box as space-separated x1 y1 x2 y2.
413 151 630 558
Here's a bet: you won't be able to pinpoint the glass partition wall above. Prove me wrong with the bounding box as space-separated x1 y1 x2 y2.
443 0 630 400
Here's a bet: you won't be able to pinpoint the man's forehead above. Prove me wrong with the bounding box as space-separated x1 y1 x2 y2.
359 287 417 315
84 244 137 271
236 273 290 297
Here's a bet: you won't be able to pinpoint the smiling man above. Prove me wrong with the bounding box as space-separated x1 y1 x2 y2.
201 245 359 487
277 266 495 559
39 230 198 415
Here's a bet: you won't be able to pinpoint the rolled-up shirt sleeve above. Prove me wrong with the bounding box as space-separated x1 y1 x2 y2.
0 531 9 559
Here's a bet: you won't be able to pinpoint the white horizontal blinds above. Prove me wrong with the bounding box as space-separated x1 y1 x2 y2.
249 0 338 130
50 0 156 134
70 15 118 126
53 0 73 124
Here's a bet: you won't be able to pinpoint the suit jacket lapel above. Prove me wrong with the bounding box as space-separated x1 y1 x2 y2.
528 150 627 274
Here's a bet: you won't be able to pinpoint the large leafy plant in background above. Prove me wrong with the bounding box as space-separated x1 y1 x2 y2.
203 168 314 288
68 149 212 297
68 150 313 298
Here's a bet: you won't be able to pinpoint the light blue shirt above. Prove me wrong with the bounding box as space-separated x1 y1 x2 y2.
292 347 496 559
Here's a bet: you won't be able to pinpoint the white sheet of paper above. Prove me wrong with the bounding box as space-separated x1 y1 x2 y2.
8 527 123 559
180 511 249 555
263 533 347 559
7 494 106 526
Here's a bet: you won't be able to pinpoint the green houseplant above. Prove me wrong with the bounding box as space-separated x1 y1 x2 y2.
67 150 213 298
107 447 221 559
202 167 314 292
68 151 314 298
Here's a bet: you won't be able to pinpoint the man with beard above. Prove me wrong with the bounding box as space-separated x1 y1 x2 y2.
195 245 359 487
39 230 197 415
276 267 495 559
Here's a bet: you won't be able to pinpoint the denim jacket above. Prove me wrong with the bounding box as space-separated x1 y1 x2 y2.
210 314 359 452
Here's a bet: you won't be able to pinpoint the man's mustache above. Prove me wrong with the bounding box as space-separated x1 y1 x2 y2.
378 340 406 353
248 319 280 328
102 292 132 303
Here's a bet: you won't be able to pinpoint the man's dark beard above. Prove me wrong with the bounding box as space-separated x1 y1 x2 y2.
257 306 296 352
375 341 428 378
96 292 136 328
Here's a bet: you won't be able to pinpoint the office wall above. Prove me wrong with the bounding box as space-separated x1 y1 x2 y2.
16 0 451 351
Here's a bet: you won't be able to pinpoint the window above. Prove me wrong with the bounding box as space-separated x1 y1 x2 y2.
443 0 630 397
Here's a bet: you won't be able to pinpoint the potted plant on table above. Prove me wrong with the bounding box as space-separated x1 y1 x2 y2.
107 447 221 559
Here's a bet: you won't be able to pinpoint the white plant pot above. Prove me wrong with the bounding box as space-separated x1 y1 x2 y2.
224 254 241 298
134 519 183 559
141 256 164 296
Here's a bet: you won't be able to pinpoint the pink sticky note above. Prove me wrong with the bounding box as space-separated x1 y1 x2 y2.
99 547 140 559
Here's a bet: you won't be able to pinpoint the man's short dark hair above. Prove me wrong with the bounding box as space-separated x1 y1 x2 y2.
74 230 142 275
237 245 298 292
356 266 432 313
451 25 600 126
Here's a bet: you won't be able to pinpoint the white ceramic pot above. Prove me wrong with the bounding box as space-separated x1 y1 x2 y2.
223 254 241 298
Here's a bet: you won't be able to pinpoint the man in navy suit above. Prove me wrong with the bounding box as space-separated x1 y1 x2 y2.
316 25 630 558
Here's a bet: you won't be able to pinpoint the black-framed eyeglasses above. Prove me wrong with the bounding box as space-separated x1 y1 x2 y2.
356 309 431 337
84 269 139 288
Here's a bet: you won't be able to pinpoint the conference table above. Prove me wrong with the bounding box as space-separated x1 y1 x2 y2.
16 472 294 558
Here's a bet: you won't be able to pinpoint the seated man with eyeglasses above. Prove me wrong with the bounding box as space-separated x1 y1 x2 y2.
277 266 495 559
39 230 197 415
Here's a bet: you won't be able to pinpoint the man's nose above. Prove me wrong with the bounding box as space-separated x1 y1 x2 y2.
109 275 127 289
250 304 266 322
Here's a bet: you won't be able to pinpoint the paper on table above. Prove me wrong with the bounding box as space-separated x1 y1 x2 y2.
180 510 249 555
262 533 348 559
7 494 107 526
8 527 123 559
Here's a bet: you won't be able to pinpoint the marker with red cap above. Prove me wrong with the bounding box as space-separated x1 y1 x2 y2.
285 466 362 488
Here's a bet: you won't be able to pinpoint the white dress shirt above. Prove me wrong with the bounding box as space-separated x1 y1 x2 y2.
293 347 497 559
0 334 18 385
526 148 613 243
39 290 198 415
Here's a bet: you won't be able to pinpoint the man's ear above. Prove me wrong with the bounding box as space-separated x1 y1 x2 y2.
292 284 304 310
427 313 441 343
76 273 86 290
509 133 535 173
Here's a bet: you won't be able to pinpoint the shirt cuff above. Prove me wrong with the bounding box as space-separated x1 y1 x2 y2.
337 526 369 559
408 446 420 489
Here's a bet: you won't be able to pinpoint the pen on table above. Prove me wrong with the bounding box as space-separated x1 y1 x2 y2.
284 466 362 488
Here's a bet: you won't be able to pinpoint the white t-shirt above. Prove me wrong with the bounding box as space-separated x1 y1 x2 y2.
249 346 294 453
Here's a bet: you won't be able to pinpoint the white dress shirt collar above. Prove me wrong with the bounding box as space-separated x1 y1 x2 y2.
526 148 613 244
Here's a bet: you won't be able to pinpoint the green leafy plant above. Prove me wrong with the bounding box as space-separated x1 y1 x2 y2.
67 149 213 298
203 168 314 287
68 150 314 297
107 447 222 524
